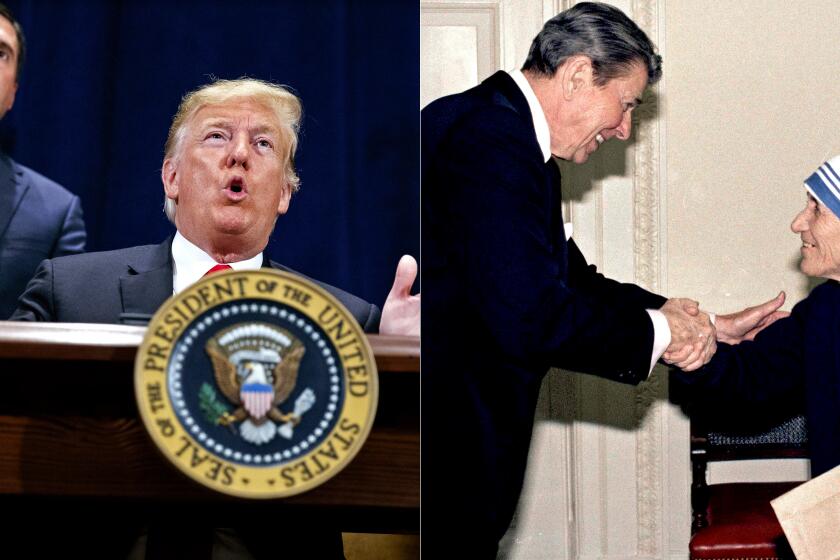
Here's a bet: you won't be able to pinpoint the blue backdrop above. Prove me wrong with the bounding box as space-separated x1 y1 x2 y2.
1 0 418 308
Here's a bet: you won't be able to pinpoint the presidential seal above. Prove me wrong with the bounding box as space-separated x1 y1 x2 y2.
134 269 378 498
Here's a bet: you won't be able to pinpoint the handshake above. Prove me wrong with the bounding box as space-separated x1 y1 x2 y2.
660 293 787 372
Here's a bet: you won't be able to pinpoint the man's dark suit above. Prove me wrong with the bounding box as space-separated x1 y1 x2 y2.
422 71 666 555
11 237 381 331
673 280 840 478
0 153 85 319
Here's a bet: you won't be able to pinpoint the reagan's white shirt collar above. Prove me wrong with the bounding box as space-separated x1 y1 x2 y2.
171 231 263 294
509 69 552 163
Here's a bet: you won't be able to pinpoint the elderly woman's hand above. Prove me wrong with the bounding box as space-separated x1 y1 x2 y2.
715 291 788 344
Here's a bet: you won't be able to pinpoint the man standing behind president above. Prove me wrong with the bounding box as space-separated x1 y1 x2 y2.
0 3 85 318
422 2 782 556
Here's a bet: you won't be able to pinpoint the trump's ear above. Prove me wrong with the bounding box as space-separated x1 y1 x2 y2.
162 159 179 201
276 182 292 215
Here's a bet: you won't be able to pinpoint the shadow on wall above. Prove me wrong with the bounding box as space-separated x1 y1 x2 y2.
534 365 668 433
558 88 661 203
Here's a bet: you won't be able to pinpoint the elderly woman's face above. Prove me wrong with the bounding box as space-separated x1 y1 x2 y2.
791 194 840 280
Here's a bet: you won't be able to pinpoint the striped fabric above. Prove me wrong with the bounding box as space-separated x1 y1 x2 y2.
804 156 840 219
241 383 274 420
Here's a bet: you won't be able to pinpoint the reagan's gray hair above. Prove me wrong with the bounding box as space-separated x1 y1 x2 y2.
163 78 302 222
522 1 662 86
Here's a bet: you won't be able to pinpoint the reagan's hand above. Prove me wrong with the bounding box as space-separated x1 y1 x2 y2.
661 298 716 371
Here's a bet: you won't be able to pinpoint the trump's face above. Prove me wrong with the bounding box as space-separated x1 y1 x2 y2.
162 99 291 258
0 16 19 120
791 193 840 281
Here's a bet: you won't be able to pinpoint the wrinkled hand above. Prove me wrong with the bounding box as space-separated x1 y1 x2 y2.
715 291 788 344
661 298 716 371
380 255 420 337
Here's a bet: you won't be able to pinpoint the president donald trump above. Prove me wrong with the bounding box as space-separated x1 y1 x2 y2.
13 78 418 336
10 78 417 557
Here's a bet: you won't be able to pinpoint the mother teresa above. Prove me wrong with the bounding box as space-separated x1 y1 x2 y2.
672 157 840 478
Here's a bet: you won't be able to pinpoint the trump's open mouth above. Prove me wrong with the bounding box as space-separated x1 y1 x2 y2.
225 176 248 201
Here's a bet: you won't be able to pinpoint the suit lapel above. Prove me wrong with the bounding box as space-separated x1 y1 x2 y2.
483 71 545 168
483 71 533 122
485 72 566 249
546 159 566 250
120 238 175 316
0 154 28 241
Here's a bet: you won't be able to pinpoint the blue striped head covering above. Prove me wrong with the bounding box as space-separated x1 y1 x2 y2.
804 157 840 218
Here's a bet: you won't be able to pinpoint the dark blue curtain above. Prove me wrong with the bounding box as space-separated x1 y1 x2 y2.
1 0 418 307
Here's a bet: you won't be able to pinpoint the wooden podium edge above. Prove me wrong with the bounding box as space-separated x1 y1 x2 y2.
0 321 419 371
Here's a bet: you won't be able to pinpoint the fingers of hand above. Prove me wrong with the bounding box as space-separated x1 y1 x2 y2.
667 334 704 364
743 292 787 326
672 314 713 348
389 255 418 298
679 335 716 370
768 291 786 310
743 310 788 341
693 339 715 369
664 343 693 364
680 356 705 372
682 299 700 316
674 347 703 371
701 336 716 364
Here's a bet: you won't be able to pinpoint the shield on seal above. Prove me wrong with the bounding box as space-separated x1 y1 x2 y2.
241 382 274 420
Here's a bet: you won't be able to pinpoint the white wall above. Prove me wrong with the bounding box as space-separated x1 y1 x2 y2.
663 0 840 485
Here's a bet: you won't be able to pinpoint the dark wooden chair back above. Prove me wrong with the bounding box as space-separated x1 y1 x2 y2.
689 412 808 559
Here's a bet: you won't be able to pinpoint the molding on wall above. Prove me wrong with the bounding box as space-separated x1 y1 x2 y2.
420 1 501 105
636 371 666 556
631 0 668 557
632 0 662 296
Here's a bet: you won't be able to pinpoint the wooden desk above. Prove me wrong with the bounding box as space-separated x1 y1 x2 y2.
0 322 419 532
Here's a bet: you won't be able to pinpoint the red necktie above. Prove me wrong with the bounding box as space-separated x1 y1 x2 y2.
204 264 232 277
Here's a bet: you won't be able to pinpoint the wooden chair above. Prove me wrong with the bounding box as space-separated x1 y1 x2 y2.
689 412 808 560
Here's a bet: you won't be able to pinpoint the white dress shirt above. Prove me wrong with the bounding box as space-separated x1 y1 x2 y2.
509 69 670 374
171 231 264 294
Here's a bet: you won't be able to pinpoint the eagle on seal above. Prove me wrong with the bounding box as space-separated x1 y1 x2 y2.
206 337 307 445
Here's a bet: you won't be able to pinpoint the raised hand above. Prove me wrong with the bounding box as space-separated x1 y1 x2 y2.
380 255 420 336
715 291 788 344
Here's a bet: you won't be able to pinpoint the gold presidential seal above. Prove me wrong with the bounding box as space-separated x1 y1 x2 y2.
134 269 378 498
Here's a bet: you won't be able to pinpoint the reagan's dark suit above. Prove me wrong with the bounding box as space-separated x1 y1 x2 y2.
11 237 381 331
673 280 840 478
0 153 85 319
422 71 666 555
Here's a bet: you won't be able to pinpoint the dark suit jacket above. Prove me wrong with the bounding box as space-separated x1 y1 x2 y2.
11 237 381 332
0 154 85 319
672 280 840 478
421 71 666 555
